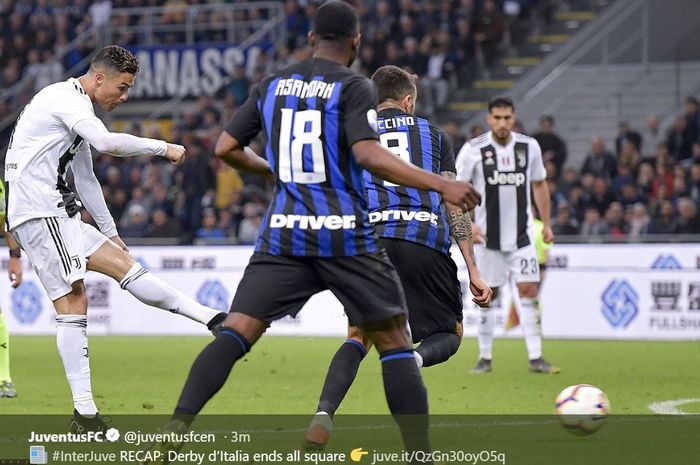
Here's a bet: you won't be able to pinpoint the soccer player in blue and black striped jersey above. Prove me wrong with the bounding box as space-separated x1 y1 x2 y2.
142 2 481 463
303 66 493 449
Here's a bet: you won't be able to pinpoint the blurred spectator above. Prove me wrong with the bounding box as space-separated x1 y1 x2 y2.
552 201 578 235
674 197 700 234
641 116 664 159
627 203 651 239
121 205 149 238
148 208 182 238
533 115 567 180
588 176 615 216
473 0 506 74
603 202 626 236
226 64 250 106
580 136 617 180
649 200 677 234
195 208 226 240
689 163 700 204
237 202 264 244
579 207 609 236
666 116 693 163
614 121 642 155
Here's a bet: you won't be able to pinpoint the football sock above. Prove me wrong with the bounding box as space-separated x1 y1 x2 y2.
380 348 431 457
120 263 220 325
477 306 495 360
0 312 11 381
174 328 250 424
316 339 367 416
415 332 461 367
518 297 542 360
56 315 97 415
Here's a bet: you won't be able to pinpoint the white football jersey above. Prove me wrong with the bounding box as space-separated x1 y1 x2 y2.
4 78 97 229
456 131 546 252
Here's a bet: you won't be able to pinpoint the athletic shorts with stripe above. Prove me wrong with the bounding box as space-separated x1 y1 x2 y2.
380 238 463 342
475 243 540 288
11 216 109 301
231 251 408 327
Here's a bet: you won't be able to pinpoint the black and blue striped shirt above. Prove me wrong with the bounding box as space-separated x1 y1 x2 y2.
363 108 454 254
224 58 381 257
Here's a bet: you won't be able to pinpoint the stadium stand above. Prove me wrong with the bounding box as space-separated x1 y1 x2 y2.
1 0 699 245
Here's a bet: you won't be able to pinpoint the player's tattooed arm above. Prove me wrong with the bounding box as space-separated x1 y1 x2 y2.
442 171 476 264
443 171 491 307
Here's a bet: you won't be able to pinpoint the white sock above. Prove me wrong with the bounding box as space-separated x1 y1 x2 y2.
120 264 220 325
56 315 98 416
477 306 494 360
518 297 542 360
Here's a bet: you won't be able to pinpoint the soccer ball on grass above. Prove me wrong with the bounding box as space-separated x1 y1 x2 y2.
554 384 610 435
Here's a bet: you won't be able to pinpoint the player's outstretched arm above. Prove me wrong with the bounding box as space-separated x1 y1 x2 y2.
73 117 175 159
214 131 272 178
442 173 492 308
352 139 481 211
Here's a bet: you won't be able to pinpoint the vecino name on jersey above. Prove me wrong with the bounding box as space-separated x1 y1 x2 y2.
269 214 356 230
369 209 439 226
377 116 415 130
273 78 337 99
486 170 526 187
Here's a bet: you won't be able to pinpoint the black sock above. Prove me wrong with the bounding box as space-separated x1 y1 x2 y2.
316 339 367 416
415 332 461 367
173 328 250 425
380 349 431 459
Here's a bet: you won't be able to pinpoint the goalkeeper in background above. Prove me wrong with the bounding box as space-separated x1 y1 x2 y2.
505 206 551 332
0 179 23 397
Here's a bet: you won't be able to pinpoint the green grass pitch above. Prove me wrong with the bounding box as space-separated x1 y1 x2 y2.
3 336 699 415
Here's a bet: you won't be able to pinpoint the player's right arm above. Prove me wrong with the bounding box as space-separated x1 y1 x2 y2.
73 118 185 164
439 134 491 307
215 88 271 177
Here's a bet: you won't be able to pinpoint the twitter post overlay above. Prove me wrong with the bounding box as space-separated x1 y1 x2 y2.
1 415 697 465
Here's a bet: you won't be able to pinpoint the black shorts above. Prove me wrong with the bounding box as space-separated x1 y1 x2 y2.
230 251 408 327
381 238 463 342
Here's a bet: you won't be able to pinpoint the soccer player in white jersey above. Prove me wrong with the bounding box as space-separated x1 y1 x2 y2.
456 96 559 374
3 45 226 429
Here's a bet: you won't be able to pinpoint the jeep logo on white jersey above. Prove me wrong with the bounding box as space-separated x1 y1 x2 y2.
270 214 356 230
369 210 439 226
486 170 526 187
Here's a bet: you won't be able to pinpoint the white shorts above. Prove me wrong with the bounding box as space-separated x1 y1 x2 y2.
12 216 109 301
475 244 540 288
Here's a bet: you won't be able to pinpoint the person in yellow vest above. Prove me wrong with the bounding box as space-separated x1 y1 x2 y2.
0 179 23 397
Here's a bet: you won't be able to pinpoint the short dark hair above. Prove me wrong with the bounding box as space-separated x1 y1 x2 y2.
90 45 139 75
313 0 359 41
540 114 554 125
371 65 417 104
488 96 514 112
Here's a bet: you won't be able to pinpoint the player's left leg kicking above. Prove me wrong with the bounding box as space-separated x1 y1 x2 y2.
81 222 226 335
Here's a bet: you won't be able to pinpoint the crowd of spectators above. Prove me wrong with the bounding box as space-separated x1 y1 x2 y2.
509 96 700 240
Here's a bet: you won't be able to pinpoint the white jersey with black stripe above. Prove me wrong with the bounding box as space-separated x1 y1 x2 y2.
4 78 97 230
456 131 546 252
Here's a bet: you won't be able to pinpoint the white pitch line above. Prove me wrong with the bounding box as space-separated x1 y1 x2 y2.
648 398 700 415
